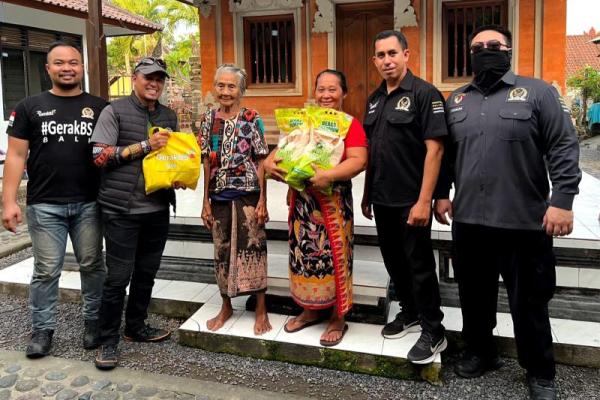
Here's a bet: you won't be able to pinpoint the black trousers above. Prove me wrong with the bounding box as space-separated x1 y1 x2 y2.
373 204 444 336
97 209 170 345
452 222 556 380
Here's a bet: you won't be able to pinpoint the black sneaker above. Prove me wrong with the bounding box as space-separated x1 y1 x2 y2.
407 330 447 364
527 374 556 400
454 352 504 378
381 311 421 339
123 324 171 343
83 319 99 350
25 329 53 359
95 344 118 370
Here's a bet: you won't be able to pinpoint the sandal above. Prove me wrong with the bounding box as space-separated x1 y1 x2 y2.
319 323 349 347
283 316 325 333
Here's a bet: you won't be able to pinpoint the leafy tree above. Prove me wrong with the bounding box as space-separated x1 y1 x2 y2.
106 0 198 77
567 65 600 126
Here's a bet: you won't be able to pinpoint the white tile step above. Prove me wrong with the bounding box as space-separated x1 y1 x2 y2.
178 303 440 362
3 258 599 351
0 257 386 307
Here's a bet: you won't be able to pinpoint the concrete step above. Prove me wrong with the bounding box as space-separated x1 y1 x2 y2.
177 303 442 384
1 257 598 382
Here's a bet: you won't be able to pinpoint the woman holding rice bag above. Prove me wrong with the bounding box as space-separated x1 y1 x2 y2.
264 70 368 346
200 64 271 335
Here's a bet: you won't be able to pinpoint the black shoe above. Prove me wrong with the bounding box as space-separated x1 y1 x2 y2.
407 330 447 364
123 324 171 343
25 329 53 359
527 374 556 400
454 352 504 378
95 344 118 370
381 311 421 339
83 319 99 350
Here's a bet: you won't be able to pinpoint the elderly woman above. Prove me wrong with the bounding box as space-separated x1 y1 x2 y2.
200 64 271 335
265 69 368 346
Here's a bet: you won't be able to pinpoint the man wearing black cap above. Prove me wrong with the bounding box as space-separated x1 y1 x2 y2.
435 25 581 400
91 57 178 370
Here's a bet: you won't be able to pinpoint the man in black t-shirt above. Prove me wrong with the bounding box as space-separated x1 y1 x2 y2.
361 30 447 365
2 41 107 359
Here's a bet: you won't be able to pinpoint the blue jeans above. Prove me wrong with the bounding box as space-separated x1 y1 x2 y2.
26 202 106 331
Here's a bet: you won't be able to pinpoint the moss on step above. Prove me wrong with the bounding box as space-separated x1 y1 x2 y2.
178 329 442 384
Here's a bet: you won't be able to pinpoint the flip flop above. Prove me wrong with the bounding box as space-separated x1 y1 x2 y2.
284 316 325 333
319 323 349 347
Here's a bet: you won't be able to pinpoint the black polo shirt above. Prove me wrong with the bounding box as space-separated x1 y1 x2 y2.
438 71 581 230
363 69 448 207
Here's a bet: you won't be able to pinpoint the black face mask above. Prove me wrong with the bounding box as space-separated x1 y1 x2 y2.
471 49 511 91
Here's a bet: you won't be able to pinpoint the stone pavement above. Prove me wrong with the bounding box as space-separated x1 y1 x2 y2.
580 134 600 180
0 350 310 400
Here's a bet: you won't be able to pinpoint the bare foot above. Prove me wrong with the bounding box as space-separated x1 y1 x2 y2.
206 301 233 332
320 316 346 344
284 309 320 332
254 311 272 335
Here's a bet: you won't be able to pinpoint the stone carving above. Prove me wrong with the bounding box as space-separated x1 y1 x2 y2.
394 0 418 30
193 0 217 18
229 0 302 13
313 0 334 33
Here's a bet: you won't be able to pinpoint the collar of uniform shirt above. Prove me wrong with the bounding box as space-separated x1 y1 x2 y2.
376 69 415 96
465 70 516 93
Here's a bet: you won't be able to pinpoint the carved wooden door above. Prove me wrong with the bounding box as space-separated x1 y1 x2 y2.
335 1 393 122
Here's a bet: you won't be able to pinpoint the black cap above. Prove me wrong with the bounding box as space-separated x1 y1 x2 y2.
134 57 170 78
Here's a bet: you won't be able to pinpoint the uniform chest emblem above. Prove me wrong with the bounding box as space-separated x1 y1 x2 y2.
453 93 465 104
81 107 95 119
395 96 411 111
507 87 529 102
369 101 379 110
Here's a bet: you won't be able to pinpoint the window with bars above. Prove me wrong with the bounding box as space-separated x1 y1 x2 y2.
442 0 508 81
243 15 295 87
0 24 82 119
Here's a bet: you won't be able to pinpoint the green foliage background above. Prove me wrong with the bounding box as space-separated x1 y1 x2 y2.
106 0 199 78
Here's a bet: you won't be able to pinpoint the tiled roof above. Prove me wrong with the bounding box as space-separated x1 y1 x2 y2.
566 28 600 78
26 0 163 31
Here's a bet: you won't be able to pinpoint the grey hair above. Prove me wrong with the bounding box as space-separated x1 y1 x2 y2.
214 64 248 96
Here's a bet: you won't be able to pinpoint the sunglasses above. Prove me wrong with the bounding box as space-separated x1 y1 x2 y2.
470 40 511 54
135 57 167 69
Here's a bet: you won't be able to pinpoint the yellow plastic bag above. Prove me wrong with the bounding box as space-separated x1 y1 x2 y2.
143 132 201 194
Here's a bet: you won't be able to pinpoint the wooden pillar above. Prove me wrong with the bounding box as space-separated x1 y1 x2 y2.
86 0 109 99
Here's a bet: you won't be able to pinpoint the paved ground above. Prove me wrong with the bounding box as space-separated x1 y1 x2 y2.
580 134 600 180
0 349 310 400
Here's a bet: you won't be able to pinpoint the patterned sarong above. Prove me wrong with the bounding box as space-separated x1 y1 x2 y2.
288 182 354 316
211 192 268 297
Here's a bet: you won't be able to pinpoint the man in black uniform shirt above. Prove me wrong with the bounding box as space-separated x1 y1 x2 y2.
361 30 447 364
2 41 107 358
434 25 581 400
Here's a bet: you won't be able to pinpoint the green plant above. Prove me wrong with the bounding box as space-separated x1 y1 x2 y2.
567 65 600 127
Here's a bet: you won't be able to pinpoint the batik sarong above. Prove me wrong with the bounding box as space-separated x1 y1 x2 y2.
288 182 354 316
211 192 268 297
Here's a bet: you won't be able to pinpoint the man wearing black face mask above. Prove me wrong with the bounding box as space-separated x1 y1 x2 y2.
434 25 581 400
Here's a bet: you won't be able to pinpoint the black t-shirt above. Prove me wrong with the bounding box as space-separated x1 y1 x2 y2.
363 70 448 207
6 91 108 204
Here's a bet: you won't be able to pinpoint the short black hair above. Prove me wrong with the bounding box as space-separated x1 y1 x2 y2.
315 69 348 94
468 25 512 47
373 30 409 51
47 40 83 62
